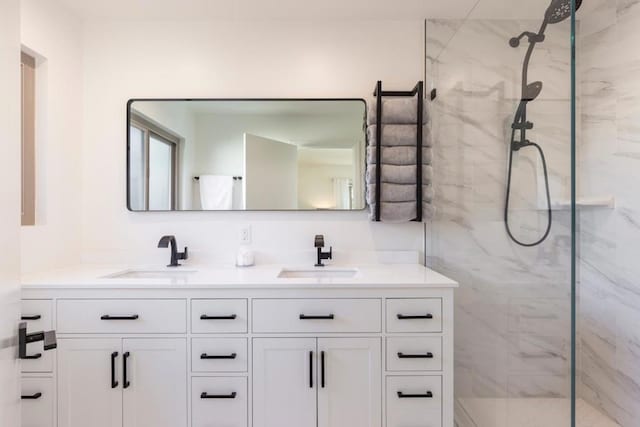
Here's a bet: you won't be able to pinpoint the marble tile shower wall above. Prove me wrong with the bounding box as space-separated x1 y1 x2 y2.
426 19 574 399
578 1 640 425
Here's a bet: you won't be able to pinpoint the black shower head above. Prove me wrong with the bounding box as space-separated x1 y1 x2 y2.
524 81 543 102
545 0 583 24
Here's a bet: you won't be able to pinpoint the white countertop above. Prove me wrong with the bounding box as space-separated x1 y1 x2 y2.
21 263 458 290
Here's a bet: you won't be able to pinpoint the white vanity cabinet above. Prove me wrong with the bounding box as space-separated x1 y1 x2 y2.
253 336 381 427
21 275 455 427
57 338 187 427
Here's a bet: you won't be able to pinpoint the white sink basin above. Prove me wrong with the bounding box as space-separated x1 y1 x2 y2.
103 269 197 280
277 268 358 279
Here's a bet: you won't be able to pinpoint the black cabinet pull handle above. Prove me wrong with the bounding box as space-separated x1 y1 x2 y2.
21 392 42 400
101 315 139 320
200 392 236 399
321 351 326 388
397 313 433 320
309 351 313 388
200 353 237 360
111 352 119 388
123 352 130 389
23 352 42 360
299 314 334 320
21 315 41 321
200 314 237 320
397 391 433 398
398 352 434 359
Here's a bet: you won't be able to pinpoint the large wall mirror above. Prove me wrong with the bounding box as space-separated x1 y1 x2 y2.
127 99 366 211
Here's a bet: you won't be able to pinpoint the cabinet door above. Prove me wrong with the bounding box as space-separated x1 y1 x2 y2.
58 338 122 427
317 338 381 427
122 338 187 427
253 338 317 427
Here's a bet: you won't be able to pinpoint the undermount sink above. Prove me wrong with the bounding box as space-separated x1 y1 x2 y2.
103 269 198 280
277 268 359 279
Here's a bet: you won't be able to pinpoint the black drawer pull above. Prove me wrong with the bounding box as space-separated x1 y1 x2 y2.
23 353 42 360
397 391 433 398
200 353 237 360
397 314 433 320
123 352 131 389
101 315 139 320
321 350 326 388
398 352 434 359
201 392 236 399
21 315 41 321
200 314 237 320
111 352 119 388
309 351 313 388
299 314 334 320
21 392 42 400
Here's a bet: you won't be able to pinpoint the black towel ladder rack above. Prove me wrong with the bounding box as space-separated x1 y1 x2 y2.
372 81 425 222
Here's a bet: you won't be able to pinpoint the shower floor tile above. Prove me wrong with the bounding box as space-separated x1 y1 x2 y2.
455 398 620 427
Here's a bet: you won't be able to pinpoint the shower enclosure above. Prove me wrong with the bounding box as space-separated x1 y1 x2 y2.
426 0 637 425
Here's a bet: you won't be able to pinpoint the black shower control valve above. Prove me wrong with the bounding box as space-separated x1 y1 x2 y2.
511 140 534 152
511 121 534 131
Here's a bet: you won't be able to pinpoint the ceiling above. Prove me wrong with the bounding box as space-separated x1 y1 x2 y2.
54 0 572 23
57 0 481 20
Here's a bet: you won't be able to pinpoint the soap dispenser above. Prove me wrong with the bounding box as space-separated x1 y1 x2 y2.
236 246 255 267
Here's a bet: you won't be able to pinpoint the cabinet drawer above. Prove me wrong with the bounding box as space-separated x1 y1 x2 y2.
21 300 54 373
252 299 381 333
22 377 54 427
192 377 247 427
386 298 442 333
57 299 186 333
191 299 247 334
386 337 442 372
386 376 442 427
192 338 248 372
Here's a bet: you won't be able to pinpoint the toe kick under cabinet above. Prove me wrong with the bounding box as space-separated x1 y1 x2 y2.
21 285 454 427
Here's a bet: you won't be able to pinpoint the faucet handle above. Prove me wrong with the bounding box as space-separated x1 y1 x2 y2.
315 235 325 248
178 247 189 261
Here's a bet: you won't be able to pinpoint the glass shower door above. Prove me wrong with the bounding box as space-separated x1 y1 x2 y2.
425 1 580 425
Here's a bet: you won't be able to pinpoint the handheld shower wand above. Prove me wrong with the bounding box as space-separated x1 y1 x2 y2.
504 0 582 247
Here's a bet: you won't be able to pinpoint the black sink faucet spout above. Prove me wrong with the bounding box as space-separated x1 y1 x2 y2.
158 235 188 267
314 235 332 267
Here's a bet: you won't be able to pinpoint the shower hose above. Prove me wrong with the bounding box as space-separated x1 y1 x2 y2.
504 128 552 247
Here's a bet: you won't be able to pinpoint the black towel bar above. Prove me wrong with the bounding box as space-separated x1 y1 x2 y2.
194 176 242 181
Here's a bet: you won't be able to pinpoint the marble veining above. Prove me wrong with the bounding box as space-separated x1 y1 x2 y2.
578 0 640 425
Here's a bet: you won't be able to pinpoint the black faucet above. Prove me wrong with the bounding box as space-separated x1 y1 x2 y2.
314 235 332 267
158 235 188 267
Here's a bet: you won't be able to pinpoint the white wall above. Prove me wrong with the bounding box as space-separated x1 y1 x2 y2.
79 19 425 266
20 0 83 273
298 162 353 210
0 0 22 424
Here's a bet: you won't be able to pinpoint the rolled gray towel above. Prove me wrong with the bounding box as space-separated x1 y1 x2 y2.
365 165 433 185
367 125 432 147
368 202 436 223
367 98 429 125
367 146 433 166
366 184 434 204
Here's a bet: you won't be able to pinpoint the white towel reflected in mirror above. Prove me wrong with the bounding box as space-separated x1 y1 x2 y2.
198 175 234 210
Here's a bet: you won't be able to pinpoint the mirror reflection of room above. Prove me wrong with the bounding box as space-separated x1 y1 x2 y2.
128 100 366 211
